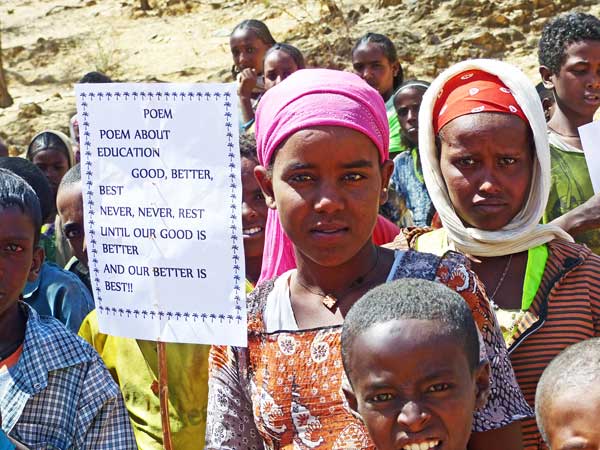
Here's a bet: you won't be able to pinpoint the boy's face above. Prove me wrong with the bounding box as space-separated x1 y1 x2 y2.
56 184 87 267
394 87 425 147
344 319 490 450
0 207 43 314
541 40 600 121
543 386 600 450
241 157 267 260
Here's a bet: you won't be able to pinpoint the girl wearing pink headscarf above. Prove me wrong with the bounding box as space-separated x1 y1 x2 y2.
206 69 531 450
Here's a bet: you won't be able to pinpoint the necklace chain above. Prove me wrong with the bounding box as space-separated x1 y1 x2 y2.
548 125 580 138
295 248 381 310
488 254 513 302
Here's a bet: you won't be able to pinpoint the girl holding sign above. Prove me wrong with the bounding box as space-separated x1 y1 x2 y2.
206 69 531 450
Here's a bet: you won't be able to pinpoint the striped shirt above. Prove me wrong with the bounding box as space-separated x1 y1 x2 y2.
0 303 136 449
406 231 600 450
507 240 600 450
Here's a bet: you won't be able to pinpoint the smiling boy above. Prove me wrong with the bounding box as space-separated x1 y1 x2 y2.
539 12 600 254
239 134 268 286
0 168 135 448
341 278 490 450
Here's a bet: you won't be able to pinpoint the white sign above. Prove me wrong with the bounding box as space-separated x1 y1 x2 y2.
75 83 247 346
579 120 600 194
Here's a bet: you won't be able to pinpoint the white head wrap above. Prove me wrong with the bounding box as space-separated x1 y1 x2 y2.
418 59 573 257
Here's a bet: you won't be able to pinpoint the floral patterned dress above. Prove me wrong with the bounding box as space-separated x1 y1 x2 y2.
206 250 532 449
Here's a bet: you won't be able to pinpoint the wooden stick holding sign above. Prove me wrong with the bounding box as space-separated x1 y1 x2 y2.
157 341 173 450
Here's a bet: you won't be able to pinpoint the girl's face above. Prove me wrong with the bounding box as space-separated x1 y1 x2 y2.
439 113 534 231
264 50 300 91
32 148 70 197
230 29 270 73
241 156 268 260
352 43 399 101
256 126 393 268
394 87 425 147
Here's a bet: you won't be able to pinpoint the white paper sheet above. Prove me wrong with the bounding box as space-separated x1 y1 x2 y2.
579 120 600 194
75 83 247 346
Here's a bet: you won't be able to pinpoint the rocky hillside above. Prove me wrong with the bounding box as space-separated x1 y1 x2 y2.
1 0 599 154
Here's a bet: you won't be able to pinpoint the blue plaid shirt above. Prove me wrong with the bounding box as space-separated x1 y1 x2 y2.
0 304 136 449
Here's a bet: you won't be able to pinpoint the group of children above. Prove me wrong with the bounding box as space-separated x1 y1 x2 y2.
214 10 600 450
0 8 599 450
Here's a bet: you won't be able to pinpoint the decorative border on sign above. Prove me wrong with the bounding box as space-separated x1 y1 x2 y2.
80 88 243 324
78 93 103 307
82 90 225 102
223 91 244 324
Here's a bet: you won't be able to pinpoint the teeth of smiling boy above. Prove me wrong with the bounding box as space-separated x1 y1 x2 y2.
243 227 262 235
402 441 439 450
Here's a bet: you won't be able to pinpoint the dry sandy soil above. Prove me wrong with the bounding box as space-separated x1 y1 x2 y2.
1 0 599 154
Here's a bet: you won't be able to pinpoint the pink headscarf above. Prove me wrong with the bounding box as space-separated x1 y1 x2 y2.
255 68 390 282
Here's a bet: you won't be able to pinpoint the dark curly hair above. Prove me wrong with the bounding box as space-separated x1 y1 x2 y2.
539 12 600 74
239 133 258 163
0 168 42 245
0 157 54 223
79 71 113 83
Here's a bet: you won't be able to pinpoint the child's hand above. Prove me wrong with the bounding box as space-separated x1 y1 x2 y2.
552 192 600 236
579 193 600 229
238 68 258 99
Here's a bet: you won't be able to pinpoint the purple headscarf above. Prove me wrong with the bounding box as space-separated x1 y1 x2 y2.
255 68 390 282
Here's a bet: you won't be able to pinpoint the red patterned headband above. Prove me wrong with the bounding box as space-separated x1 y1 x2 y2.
433 70 528 133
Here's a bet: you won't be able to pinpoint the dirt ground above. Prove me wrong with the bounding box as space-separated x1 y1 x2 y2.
1 0 599 155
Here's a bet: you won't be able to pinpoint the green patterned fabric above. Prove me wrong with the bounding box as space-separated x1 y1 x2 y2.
386 95 406 157
543 132 600 255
